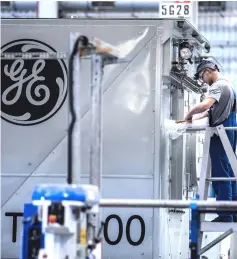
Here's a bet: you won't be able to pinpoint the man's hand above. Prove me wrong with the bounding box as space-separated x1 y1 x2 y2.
184 113 192 122
175 118 192 124
175 120 185 124
186 117 192 123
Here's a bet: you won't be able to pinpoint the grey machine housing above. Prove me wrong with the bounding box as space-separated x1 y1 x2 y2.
1 18 210 259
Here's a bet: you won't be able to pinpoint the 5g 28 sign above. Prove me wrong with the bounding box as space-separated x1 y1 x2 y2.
5 212 146 246
160 2 192 18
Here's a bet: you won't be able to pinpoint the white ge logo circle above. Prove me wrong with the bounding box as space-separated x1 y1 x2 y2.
1 39 67 126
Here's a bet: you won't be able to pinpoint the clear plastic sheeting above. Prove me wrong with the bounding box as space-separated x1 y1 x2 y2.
164 119 188 140
164 118 209 140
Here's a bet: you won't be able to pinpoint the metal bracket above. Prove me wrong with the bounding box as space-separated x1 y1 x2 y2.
163 71 204 94
200 228 234 256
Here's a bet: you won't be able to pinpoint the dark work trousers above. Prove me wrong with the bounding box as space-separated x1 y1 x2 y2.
209 96 237 219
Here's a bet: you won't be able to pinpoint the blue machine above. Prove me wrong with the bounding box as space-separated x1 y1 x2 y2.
21 203 45 259
20 184 101 259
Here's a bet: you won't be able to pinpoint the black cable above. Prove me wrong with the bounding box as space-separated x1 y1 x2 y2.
67 36 89 184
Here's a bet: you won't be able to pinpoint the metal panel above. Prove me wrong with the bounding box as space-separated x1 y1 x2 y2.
1 19 159 259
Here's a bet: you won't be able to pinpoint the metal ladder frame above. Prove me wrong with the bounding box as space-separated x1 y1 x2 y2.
189 125 237 259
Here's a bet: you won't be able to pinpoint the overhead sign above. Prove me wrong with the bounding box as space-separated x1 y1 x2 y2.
159 1 192 18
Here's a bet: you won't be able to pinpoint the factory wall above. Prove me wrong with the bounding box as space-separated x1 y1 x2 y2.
198 2 237 90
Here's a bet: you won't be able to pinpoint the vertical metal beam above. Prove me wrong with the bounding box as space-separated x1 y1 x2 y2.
152 31 162 259
88 54 103 259
198 128 212 200
90 54 103 189
197 128 212 253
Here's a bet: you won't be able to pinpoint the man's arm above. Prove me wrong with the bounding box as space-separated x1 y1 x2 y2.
192 110 209 121
184 98 216 121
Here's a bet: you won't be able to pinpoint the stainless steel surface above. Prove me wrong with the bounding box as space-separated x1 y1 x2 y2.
200 228 234 255
100 199 237 208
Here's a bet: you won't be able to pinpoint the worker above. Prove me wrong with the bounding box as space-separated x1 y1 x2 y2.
184 59 237 222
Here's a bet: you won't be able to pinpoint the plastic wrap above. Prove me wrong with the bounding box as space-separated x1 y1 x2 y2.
164 118 209 140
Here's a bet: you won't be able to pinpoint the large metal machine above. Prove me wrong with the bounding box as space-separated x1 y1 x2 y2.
1 18 219 259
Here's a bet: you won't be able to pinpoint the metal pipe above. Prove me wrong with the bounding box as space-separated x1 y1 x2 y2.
206 177 237 181
100 199 237 209
200 228 234 255
12 1 159 12
67 36 81 184
71 48 81 184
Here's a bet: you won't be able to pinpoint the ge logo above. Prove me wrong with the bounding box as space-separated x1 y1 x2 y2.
1 39 67 126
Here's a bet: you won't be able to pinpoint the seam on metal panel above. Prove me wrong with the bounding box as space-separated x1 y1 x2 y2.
152 30 162 259
1 133 67 209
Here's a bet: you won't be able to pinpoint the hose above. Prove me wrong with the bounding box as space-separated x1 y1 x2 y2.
67 35 89 184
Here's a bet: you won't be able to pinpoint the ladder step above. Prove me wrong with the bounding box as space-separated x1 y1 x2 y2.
206 177 237 181
201 222 237 232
